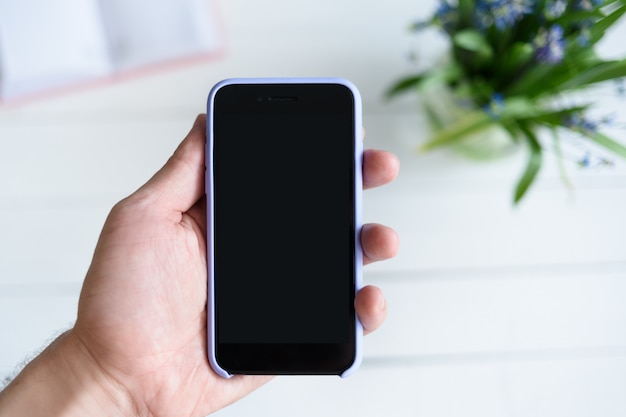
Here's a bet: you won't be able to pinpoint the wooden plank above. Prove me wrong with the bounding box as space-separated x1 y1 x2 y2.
0 294 78 371
2 286 624 416
0 120 189 200
2 270 625 366
0 116 624 281
0 206 106 285
363 271 626 357
0 270 624 415
214 357 626 417
363 183 626 272
1 113 625 199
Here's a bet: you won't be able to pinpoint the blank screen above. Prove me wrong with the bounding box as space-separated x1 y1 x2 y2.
213 84 355 344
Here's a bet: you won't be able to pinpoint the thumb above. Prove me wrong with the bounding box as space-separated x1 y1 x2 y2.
134 114 206 213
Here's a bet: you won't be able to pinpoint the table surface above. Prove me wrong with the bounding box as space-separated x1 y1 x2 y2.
1 1 626 416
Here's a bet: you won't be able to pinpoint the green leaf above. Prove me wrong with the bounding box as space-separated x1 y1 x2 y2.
514 124 543 204
588 132 626 158
420 111 494 151
458 0 475 27
500 97 541 119
590 3 626 44
423 102 446 131
532 108 590 128
386 64 464 99
502 123 522 143
550 128 574 193
499 42 534 74
553 10 604 28
557 59 626 91
510 105 588 125
505 64 556 97
386 74 426 98
509 52 626 99
410 65 463 93
454 29 494 60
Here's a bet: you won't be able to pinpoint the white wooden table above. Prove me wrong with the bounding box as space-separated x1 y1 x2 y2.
2 1 626 416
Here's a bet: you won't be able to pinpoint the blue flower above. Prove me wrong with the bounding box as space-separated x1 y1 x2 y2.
563 112 606 135
534 25 565 64
545 0 568 19
483 93 505 119
474 5 494 30
575 0 604 11
477 0 534 31
578 152 592 168
577 152 614 169
434 1 459 31
577 25 592 46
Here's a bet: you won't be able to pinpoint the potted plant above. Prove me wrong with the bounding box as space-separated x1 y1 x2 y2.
388 0 626 203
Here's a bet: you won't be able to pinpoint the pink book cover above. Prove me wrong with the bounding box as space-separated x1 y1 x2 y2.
0 0 226 106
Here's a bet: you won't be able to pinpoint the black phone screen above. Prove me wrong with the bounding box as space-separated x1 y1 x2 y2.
210 82 359 374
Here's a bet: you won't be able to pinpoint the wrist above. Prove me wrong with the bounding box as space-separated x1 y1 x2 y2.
0 330 139 417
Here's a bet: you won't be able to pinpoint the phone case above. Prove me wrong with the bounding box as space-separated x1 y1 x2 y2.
206 77 363 378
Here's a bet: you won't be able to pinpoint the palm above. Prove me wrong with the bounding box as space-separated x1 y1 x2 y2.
75 199 269 416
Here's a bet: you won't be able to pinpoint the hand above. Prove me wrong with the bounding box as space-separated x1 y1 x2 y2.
0 115 399 417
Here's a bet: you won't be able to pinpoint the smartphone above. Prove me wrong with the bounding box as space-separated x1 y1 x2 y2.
206 78 363 377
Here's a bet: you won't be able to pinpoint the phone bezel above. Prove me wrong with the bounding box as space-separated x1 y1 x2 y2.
206 77 363 378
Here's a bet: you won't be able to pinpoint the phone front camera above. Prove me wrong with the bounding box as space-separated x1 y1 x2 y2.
257 96 263 102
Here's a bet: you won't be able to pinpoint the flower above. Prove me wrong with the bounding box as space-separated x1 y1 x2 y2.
388 0 626 203
480 0 534 31
578 152 614 168
576 0 603 10
577 25 593 46
545 0 568 19
484 93 505 119
433 1 459 31
534 25 565 64
564 113 601 135
563 112 615 135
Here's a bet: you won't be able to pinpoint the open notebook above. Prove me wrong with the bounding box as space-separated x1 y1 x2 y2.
0 0 223 103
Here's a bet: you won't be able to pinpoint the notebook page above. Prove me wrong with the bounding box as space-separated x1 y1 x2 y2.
98 0 222 71
0 0 111 100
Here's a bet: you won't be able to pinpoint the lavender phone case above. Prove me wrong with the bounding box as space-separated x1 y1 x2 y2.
206 77 363 378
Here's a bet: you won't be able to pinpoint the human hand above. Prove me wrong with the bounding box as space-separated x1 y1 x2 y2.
0 115 399 417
